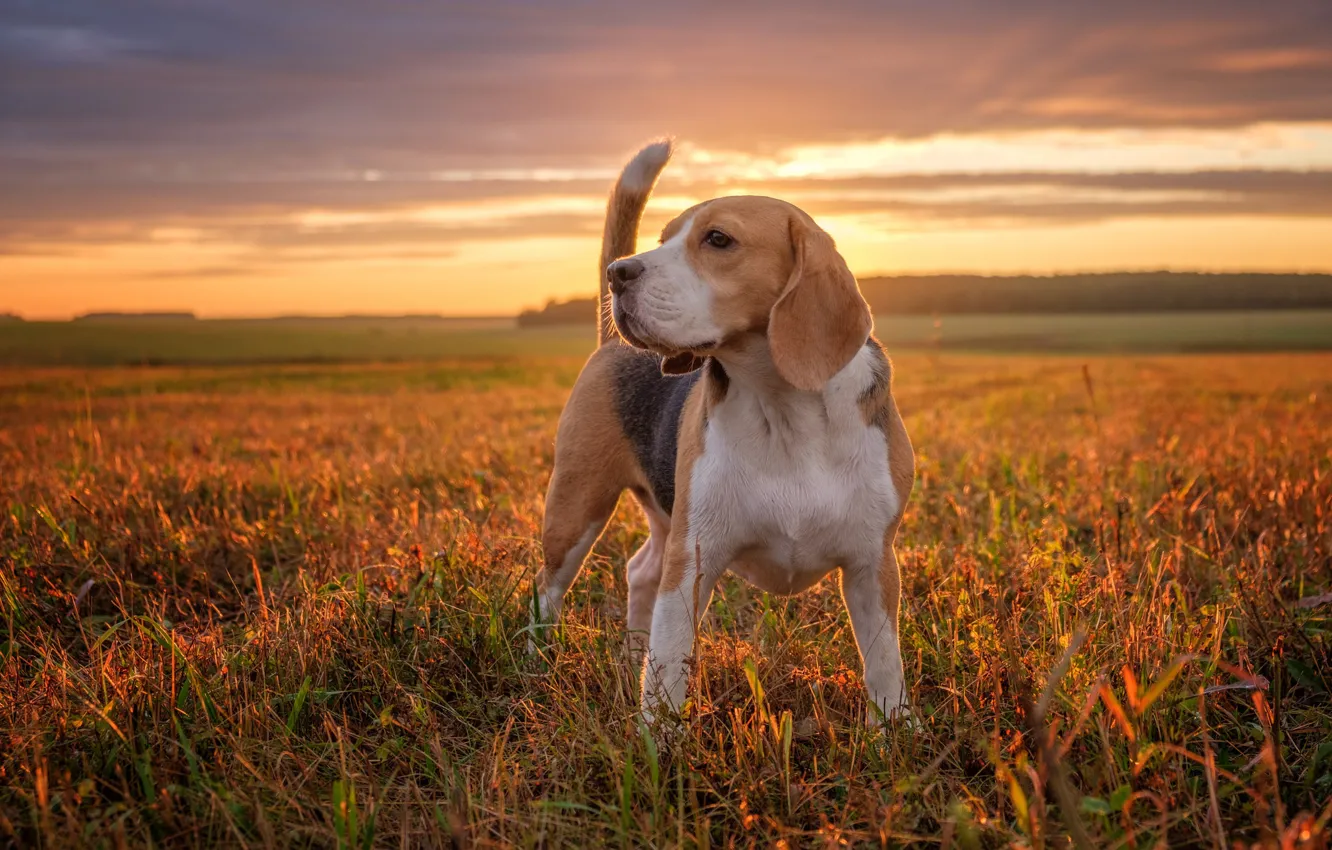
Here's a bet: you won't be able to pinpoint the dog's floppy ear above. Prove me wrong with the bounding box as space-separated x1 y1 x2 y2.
768 214 872 391
660 352 706 375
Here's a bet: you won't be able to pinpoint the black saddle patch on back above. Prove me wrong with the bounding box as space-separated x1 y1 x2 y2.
613 350 703 516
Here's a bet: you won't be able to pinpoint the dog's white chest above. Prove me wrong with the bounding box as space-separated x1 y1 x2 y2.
687 378 899 593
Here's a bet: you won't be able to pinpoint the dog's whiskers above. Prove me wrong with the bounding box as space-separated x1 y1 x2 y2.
600 292 623 341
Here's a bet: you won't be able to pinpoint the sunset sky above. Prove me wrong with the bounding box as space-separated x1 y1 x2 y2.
3 0 1332 319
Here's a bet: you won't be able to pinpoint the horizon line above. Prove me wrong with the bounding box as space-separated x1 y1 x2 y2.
6 268 1332 322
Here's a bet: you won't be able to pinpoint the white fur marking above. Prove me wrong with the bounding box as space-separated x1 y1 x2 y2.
843 563 909 720
621 215 724 351
619 140 673 193
690 343 899 592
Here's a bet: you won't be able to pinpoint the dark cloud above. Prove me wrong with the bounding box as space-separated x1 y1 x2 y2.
3 0 1330 171
2 0 1329 265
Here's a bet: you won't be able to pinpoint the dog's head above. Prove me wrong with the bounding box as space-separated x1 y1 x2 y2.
608 197 871 391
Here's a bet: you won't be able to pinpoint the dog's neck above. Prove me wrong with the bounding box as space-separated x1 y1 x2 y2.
711 333 796 398
705 334 879 461
712 332 872 397
709 333 867 442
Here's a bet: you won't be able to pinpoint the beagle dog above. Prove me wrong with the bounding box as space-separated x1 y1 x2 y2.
534 140 915 726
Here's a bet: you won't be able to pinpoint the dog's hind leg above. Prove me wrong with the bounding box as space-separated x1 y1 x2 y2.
532 351 637 644
624 501 670 668
536 474 619 630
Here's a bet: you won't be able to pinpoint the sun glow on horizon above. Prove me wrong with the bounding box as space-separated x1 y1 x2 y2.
6 123 1332 319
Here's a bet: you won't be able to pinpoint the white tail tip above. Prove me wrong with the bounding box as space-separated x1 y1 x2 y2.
619 139 674 193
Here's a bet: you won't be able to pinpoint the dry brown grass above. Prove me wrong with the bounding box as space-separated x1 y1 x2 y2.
2 353 1330 847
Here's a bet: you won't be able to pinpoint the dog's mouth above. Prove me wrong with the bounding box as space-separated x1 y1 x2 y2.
615 309 718 359
613 307 651 350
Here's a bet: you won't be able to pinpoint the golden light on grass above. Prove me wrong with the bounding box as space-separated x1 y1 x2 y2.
2 353 1328 844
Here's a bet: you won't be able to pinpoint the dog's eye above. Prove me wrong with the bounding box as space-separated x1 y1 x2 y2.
703 229 733 249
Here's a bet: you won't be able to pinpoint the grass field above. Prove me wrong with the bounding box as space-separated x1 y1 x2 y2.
4 310 1332 366
2 352 1330 847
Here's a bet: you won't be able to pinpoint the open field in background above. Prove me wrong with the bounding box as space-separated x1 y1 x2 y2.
4 310 1332 366
2 353 1330 846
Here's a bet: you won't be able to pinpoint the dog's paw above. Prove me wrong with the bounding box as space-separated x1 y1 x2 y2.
866 701 919 732
639 706 684 749
524 618 556 660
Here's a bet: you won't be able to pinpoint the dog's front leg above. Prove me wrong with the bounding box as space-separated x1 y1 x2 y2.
640 538 720 727
842 545 910 725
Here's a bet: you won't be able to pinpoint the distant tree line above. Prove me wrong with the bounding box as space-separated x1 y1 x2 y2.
75 312 198 321
517 272 1332 326
858 272 1332 314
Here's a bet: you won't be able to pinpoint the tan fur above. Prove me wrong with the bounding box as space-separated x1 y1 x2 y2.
859 364 916 539
769 215 874 391
655 379 710 594
882 399 915 538
538 348 646 596
878 396 914 620
873 543 903 658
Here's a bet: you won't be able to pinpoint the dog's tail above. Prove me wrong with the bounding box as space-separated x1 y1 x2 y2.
598 140 673 345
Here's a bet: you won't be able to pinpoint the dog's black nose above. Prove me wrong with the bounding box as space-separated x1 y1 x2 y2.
608 258 645 296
